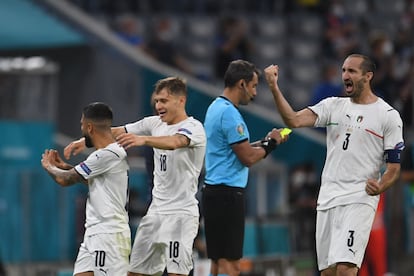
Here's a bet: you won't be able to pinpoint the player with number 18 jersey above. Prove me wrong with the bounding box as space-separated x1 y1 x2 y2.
126 115 206 275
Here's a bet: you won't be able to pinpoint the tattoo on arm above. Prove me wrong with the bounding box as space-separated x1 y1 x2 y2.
47 167 85 186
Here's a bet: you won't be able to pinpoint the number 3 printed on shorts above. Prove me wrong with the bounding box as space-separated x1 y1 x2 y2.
347 230 354 247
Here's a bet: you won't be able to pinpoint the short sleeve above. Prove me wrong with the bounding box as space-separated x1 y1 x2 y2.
308 97 336 128
383 109 404 151
176 119 206 147
222 106 249 145
75 149 121 180
125 116 159 136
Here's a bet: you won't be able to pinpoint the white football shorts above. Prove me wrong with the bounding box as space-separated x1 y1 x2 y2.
316 203 375 271
73 230 131 275
129 214 199 275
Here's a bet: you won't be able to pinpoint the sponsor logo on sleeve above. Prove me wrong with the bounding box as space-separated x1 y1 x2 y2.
178 128 192 135
80 162 92 175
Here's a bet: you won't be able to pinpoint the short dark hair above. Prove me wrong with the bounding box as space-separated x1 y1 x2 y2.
224 60 260 88
154 77 187 97
348 54 376 74
83 102 113 122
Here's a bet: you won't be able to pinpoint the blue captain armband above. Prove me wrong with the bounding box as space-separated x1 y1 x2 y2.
385 142 405 163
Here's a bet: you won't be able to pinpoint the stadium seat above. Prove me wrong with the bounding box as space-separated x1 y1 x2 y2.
252 15 287 39
182 16 217 39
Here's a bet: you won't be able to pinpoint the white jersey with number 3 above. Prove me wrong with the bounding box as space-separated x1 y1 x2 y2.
309 97 404 210
125 116 206 217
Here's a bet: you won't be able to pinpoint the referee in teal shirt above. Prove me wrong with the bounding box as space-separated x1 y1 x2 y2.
202 60 288 276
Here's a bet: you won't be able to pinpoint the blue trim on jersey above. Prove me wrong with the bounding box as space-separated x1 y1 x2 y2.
204 97 249 188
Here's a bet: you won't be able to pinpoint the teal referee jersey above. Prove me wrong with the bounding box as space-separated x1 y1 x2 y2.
204 96 249 188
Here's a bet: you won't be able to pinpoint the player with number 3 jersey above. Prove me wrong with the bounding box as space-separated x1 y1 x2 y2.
265 54 404 276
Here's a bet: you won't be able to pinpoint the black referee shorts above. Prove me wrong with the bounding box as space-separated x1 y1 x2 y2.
201 184 245 261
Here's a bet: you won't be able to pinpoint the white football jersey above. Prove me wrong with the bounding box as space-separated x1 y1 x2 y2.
75 142 130 235
125 116 206 216
309 97 404 210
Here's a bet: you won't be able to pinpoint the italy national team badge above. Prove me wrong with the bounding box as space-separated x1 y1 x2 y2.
237 124 245 136
357 115 363 123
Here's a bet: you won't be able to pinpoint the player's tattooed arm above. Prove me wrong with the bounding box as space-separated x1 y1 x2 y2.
41 149 87 186
45 167 87 187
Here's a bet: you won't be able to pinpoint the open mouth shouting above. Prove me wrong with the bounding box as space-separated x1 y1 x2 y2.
344 80 353 95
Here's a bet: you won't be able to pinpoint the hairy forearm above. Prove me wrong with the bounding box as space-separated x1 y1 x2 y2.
269 84 299 127
380 165 401 192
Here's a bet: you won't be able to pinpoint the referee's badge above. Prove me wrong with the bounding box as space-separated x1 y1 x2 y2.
237 124 245 136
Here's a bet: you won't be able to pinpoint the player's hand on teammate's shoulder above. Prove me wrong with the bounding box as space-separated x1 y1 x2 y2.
116 133 146 149
64 137 86 159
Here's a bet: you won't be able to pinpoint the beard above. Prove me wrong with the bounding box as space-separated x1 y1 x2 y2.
345 78 364 99
351 79 364 98
84 134 94 148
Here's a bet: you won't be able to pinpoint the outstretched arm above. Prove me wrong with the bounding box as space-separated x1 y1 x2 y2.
264 65 318 128
64 126 127 159
41 149 86 186
116 133 190 150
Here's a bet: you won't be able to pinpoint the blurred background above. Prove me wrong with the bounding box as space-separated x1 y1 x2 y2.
0 0 413 275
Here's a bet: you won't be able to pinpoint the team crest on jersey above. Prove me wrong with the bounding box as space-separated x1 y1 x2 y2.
178 128 192 135
237 124 245 136
357 116 363 123
80 162 92 175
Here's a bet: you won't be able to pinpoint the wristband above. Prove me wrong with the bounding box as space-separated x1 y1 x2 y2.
260 137 277 158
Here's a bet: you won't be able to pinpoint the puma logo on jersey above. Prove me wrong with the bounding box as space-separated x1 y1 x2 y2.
172 259 180 267
349 248 356 256
99 268 108 275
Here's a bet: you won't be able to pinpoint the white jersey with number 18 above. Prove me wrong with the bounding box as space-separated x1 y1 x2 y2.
125 116 206 217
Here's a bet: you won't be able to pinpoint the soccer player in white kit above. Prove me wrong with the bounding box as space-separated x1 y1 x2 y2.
117 77 206 276
64 77 206 276
41 102 131 276
264 54 404 276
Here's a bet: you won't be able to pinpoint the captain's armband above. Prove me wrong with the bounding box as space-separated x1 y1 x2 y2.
385 142 405 163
